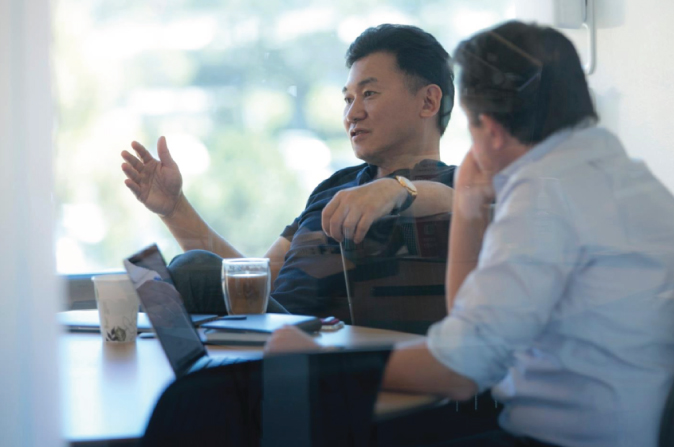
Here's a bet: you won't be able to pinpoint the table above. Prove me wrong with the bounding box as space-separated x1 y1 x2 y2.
61 326 447 446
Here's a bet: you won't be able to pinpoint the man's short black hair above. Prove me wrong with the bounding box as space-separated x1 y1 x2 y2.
346 24 455 136
454 20 598 144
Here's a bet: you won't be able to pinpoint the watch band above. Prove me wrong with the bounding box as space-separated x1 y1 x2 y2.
394 175 417 213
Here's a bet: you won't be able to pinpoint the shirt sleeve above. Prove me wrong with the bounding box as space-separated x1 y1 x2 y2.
279 175 335 241
409 161 456 188
435 164 456 188
280 218 300 241
427 175 579 391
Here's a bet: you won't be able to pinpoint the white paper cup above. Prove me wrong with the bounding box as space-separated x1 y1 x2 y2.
92 274 139 343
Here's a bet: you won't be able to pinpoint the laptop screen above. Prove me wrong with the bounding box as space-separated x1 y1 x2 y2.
124 244 207 375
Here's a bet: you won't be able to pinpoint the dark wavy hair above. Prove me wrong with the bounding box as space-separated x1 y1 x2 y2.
454 21 598 144
346 24 455 135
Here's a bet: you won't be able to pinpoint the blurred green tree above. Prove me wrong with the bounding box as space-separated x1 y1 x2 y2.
52 0 512 272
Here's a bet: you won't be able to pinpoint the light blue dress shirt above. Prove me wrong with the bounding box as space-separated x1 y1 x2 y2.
427 126 674 447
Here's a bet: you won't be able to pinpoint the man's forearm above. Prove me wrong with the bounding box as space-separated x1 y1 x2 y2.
263 237 291 291
160 193 245 258
382 340 478 400
446 194 491 309
401 181 453 217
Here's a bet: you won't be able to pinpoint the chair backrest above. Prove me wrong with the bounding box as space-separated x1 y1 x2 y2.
341 213 450 335
660 377 674 447
262 348 391 447
141 349 390 447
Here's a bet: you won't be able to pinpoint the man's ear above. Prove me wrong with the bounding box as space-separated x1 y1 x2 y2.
479 114 508 151
420 84 443 119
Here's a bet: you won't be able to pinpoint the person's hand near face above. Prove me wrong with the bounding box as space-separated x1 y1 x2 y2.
444 148 496 308
453 148 495 219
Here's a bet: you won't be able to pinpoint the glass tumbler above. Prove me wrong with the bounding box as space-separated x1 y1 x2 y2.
221 258 270 315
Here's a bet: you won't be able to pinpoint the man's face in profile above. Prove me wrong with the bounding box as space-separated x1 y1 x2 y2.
342 51 425 165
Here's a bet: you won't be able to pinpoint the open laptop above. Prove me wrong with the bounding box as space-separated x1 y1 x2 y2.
123 244 259 378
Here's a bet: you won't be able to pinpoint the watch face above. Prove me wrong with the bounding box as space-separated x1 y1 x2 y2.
397 176 417 195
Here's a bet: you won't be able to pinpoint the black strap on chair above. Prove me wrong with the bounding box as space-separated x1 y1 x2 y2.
262 348 391 447
660 378 674 447
141 360 264 447
142 349 391 447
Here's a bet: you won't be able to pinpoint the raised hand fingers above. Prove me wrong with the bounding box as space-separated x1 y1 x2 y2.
156 136 177 167
121 161 142 184
130 140 155 164
121 150 143 170
123 178 142 199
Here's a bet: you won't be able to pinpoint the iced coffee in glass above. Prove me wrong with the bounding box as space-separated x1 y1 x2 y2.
221 258 270 315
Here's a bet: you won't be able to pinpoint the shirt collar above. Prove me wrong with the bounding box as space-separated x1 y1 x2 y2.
357 164 378 185
492 122 592 195
363 159 448 184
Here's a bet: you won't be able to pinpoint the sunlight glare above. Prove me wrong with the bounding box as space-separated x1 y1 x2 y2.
162 134 211 176
451 10 501 37
275 8 336 42
62 203 108 244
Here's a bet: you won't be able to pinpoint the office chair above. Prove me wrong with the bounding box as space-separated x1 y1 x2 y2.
141 360 263 447
340 213 451 335
340 213 502 445
142 349 391 447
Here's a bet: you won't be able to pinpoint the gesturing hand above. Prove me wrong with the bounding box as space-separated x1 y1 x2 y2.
321 178 406 244
121 137 183 217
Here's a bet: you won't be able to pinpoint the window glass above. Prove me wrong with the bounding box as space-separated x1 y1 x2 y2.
53 0 514 273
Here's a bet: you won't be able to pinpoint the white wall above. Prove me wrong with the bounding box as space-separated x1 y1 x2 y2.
577 0 674 192
0 0 63 445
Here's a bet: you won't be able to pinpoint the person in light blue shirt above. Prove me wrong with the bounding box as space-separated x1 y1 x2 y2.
267 21 674 447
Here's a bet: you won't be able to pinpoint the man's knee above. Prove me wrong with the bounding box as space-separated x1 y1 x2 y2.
167 250 289 315
168 250 225 314
169 249 223 273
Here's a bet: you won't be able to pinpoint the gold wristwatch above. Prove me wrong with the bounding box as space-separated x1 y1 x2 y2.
394 175 417 213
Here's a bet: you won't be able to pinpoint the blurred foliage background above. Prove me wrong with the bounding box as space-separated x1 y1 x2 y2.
52 0 513 273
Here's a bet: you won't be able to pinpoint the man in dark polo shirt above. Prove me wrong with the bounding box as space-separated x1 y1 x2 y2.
120 24 456 319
